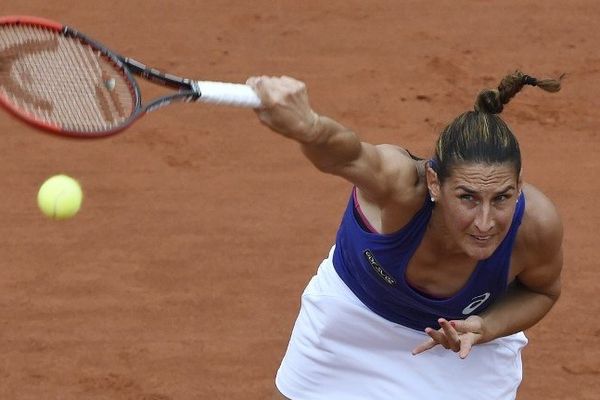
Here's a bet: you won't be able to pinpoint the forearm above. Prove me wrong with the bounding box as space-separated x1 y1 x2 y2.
299 115 363 173
480 281 560 342
247 76 369 176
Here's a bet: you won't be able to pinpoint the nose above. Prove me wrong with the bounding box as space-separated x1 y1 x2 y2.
474 204 495 233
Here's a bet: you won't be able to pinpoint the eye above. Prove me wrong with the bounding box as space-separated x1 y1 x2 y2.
493 194 510 202
459 194 475 201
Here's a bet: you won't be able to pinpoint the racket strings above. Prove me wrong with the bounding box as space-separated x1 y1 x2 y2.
0 24 135 133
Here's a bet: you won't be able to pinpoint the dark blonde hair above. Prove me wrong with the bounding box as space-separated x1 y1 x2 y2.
433 70 563 182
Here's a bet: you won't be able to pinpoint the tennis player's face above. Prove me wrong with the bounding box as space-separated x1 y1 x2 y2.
436 163 521 260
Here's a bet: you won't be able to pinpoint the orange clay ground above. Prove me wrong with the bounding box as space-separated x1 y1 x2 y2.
1 1 598 399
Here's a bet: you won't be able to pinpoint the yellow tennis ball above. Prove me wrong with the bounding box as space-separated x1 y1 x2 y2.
37 174 83 220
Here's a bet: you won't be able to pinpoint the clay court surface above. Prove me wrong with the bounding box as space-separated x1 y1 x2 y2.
1 1 599 399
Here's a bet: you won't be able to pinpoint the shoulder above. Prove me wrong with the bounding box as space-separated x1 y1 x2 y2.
373 144 421 173
521 184 563 247
354 145 429 232
360 144 427 201
516 183 564 269
375 144 427 188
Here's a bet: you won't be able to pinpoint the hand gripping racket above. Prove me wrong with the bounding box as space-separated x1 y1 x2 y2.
0 16 262 137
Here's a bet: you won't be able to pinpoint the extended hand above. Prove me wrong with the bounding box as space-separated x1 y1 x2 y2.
412 316 486 359
246 76 319 141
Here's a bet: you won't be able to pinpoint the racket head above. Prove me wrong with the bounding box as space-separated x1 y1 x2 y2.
0 15 141 137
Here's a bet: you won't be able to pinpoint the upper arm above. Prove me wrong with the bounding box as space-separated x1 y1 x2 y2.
516 188 564 299
340 143 421 202
298 115 421 204
307 140 420 204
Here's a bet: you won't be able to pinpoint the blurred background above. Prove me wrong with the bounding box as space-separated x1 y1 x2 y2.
1 1 598 399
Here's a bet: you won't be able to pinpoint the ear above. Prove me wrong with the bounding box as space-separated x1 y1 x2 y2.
426 164 441 200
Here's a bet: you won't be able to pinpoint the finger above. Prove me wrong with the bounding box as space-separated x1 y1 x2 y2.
245 76 258 87
246 77 264 111
412 336 438 355
249 76 275 108
439 319 461 352
424 326 451 348
246 75 267 89
459 339 473 359
280 75 298 84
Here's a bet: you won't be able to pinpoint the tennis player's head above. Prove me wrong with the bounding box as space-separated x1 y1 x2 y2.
426 70 562 260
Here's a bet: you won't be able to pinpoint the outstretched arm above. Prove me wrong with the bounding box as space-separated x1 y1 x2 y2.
247 75 417 203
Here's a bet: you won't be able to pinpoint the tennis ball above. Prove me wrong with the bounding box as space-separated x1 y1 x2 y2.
37 174 83 220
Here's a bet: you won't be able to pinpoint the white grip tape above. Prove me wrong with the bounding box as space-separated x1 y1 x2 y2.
195 81 262 108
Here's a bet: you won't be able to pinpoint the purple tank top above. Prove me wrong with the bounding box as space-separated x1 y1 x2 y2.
332 188 526 331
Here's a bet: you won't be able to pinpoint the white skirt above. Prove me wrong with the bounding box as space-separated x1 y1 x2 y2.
275 246 528 400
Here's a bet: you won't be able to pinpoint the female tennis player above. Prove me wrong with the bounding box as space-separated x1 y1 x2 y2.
247 71 563 400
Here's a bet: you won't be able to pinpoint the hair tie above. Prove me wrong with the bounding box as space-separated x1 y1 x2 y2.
522 75 538 86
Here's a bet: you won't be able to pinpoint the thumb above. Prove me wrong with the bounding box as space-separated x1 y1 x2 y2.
449 317 483 334
459 337 474 359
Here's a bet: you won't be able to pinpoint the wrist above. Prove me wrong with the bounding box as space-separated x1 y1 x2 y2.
298 111 322 144
476 314 500 344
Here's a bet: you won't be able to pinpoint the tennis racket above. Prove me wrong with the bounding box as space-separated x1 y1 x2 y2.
0 15 262 138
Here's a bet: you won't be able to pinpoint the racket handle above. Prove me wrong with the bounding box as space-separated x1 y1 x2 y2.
194 81 262 108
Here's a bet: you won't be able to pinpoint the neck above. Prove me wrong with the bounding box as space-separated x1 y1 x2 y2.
425 206 473 261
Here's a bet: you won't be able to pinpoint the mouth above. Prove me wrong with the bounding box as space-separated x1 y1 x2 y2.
470 234 492 243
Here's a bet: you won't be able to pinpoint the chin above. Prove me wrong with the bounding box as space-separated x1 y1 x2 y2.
466 248 495 261
462 236 500 260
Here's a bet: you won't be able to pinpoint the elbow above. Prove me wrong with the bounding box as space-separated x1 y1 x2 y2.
539 283 561 305
549 286 561 303
545 276 562 303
